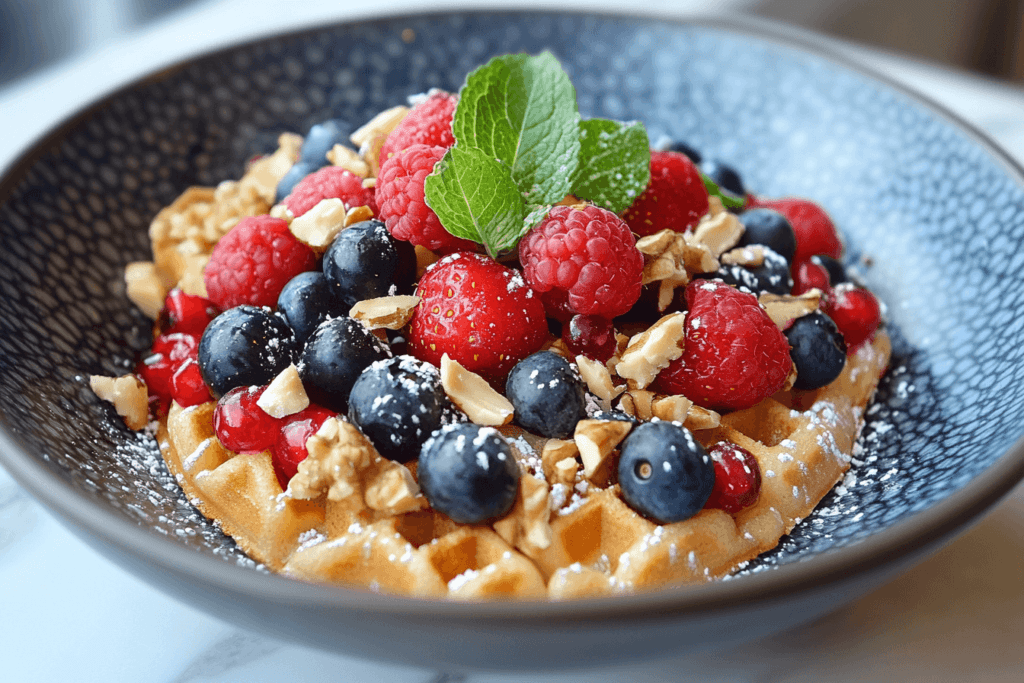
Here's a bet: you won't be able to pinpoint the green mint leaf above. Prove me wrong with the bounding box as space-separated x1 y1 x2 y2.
424 146 528 259
701 172 745 210
452 51 580 207
524 203 553 231
572 119 651 213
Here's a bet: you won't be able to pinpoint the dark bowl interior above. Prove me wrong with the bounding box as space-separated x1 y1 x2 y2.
2 9 1024 671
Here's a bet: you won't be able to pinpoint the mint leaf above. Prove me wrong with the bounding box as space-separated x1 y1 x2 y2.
452 52 580 207
572 119 650 213
424 146 528 258
701 173 745 210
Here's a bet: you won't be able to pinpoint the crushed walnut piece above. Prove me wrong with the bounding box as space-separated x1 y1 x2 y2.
651 394 693 423
684 404 721 430
687 209 743 258
256 363 309 418
721 244 766 267
759 289 823 329
540 439 579 482
327 143 370 177
89 375 149 430
345 205 374 226
364 465 426 515
575 356 625 402
288 198 348 249
288 417 377 503
574 418 632 484
493 474 552 556
440 354 514 426
614 312 687 389
350 295 420 331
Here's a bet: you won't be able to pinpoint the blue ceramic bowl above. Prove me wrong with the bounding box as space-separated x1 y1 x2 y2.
2 10 1024 672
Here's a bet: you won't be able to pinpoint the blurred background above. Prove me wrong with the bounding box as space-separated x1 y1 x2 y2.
3 0 1024 89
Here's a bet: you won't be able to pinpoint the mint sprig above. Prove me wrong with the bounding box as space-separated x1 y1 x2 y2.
424 52 652 256
701 173 746 210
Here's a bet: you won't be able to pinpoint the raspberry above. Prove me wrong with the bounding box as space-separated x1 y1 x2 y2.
623 150 709 237
519 205 643 320
170 359 212 408
214 385 282 454
407 252 548 381
654 280 792 411
283 166 377 217
273 404 335 488
375 144 477 253
704 441 761 513
752 197 842 264
160 289 219 337
823 283 881 352
203 215 316 310
379 91 457 162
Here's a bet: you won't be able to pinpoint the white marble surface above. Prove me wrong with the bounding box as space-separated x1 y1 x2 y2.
3 1 1024 681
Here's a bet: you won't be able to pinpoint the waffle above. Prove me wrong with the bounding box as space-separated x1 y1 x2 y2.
158 331 889 599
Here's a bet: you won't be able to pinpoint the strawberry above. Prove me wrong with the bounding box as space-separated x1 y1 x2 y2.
407 252 548 381
623 150 709 237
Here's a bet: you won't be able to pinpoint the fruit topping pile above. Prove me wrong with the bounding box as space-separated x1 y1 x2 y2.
93 52 888 589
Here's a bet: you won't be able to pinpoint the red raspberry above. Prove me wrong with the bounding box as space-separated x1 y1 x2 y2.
623 150 709 237
562 314 617 362
170 359 212 408
273 404 335 488
283 166 377 217
519 205 643 319
160 288 218 336
375 144 477 253
379 91 457 162
823 283 881 352
407 252 548 381
204 215 316 310
654 280 792 411
791 259 831 297
136 332 198 411
752 197 842 264
704 441 762 513
214 385 282 454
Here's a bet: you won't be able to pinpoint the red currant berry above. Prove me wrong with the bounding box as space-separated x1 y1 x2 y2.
791 260 831 297
562 314 616 362
161 289 219 336
272 405 336 487
136 333 199 409
704 441 761 513
823 284 882 352
170 359 213 407
213 385 282 454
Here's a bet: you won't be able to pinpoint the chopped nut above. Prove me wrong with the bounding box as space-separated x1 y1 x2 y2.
636 230 691 311
614 312 686 389
415 245 440 278
344 205 374 227
350 105 409 175
288 417 376 503
90 375 149 430
688 208 743 257
327 143 370 177
440 354 514 426
177 254 209 296
759 289 822 329
364 465 426 514
543 337 571 359
552 457 578 487
540 439 579 482
721 245 766 267
361 177 377 190
493 475 552 555
289 198 347 249
257 363 309 418
624 389 655 420
350 295 420 330
684 404 721 431
651 394 693 423
125 261 168 319
574 419 632 483
576 356 625 402
269 204 293 222
618 392 636 417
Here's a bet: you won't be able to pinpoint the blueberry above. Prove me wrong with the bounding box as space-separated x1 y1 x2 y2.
418 423 520 524
785 312 847 390
705 245 793 295
348 355 458 462
275 160 315 204
300 119 352 166
197 305 299 398
811 254 848 285
505 351 587 439
737 208 797 265
276 271 348 346
699 158 745 197
617 421 715 523
298 316 390 412
322 220 417 308
667 140 701 164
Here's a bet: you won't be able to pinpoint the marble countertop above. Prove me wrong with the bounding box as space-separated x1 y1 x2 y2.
3 2 1024 681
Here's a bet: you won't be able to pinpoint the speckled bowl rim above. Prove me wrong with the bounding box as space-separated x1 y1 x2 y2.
2 8 1024 623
